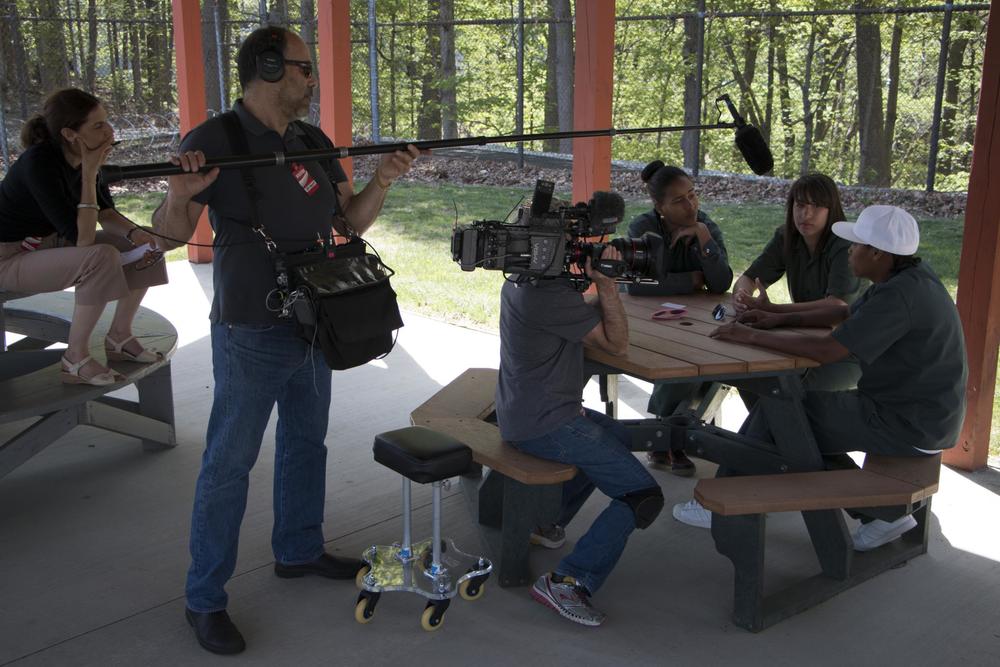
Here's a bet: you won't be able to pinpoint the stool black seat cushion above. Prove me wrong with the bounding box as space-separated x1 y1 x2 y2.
373 426 473 483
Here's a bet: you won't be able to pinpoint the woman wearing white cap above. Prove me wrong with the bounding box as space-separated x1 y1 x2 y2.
691 205 968 551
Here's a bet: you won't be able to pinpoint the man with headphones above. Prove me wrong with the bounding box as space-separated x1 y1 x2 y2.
153 26 419 655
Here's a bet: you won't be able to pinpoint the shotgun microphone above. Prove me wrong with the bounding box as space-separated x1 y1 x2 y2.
717 94 774 176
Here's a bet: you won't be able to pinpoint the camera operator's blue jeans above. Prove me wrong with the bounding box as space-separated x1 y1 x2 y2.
510 408 658 595
186 323 332 613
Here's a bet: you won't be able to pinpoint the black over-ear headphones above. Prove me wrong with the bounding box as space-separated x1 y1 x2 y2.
255 29 285 83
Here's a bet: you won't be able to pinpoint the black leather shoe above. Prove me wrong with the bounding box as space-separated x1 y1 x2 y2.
274 553 364 579
185 608 246 655
647 449 696 477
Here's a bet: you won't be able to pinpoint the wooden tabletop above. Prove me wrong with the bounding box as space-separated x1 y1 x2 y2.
585 292 824 382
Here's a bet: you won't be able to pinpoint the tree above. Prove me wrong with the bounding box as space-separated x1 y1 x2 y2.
854 2 891 186
681 3 703 170
439 0 457 138
33 0 70 93
85 0 97 91
417 0 441 139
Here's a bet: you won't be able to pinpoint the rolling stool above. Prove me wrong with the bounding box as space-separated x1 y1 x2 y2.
355 426 492 631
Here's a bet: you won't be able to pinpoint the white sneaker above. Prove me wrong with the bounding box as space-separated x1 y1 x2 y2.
852 515 918 551
672 499 712 529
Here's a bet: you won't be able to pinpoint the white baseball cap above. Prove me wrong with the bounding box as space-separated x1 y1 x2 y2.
831 205 920 256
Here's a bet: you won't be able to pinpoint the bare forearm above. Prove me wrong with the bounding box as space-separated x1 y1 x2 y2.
341 180 389 236
595 283 629 354
152 192 199 249
734 274 755 295
773 304 851 327
743 329 849 364
764 297 848 315
75 173 99 246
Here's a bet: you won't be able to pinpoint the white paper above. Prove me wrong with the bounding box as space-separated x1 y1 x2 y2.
659 301 686 310
120 243 156 265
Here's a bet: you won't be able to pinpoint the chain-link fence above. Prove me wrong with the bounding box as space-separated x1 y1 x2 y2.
0 1 988 193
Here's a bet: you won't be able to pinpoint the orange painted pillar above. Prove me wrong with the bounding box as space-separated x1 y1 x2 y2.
571 0 615 205
948 11 1000 471
172 0 213 263
317 0 354 184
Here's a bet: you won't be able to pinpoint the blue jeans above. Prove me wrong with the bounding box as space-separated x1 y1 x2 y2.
510 409 659 595
186 323 332 612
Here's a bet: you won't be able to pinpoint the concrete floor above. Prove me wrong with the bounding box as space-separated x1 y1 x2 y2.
1 261 999 666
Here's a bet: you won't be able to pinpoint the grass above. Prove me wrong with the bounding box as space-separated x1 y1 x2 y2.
115 181 990 456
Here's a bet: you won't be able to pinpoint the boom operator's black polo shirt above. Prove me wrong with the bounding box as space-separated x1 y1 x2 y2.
180 100 347 325
744 225 863 304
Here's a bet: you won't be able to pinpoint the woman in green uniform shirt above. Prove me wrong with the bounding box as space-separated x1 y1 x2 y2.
625 161 734 475
731 172 863 393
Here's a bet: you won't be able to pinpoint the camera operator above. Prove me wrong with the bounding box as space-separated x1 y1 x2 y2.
151 27 418 655
496 246 663 627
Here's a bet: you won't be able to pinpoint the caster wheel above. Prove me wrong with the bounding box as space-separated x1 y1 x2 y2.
354 592 379 624
355 564 371 590
459 575 488 601
420 600 450 632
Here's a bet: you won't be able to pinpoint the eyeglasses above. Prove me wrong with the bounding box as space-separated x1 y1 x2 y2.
712 304 727 321
285 59 314 78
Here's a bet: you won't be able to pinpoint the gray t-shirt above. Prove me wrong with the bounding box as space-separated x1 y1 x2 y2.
496 278 601 441
831 262 967 450
179 100 347 324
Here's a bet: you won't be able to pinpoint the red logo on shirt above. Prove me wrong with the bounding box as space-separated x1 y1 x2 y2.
290 162 318 195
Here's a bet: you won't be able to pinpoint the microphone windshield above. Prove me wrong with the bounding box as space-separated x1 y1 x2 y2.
735 124 774 176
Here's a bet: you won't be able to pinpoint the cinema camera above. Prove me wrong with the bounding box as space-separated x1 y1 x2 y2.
451 179 665 285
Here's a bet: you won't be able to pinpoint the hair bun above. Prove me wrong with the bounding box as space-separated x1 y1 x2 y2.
641 160 665 183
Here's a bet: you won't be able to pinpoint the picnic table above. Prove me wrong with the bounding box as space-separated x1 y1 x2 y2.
585 292 940 631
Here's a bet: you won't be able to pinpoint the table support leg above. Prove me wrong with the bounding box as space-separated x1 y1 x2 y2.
599 373 618 418
711 513 766 632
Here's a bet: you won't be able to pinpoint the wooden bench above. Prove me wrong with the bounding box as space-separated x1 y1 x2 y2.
0 291 177 480
1 290 31 352
694 452 941 632
410 368 576 587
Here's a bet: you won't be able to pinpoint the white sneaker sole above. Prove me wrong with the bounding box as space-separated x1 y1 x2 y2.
853 516 918 552
529 535 566 549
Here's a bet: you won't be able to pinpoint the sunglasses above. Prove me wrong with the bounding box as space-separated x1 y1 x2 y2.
285 59 314 78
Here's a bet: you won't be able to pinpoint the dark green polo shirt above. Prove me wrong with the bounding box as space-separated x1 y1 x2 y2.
625 209 733 295
831 262 967 450
745 226 862 304
180 100 347 325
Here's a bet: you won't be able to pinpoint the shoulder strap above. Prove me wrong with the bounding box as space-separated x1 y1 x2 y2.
293 120 342 190
220 111 273 247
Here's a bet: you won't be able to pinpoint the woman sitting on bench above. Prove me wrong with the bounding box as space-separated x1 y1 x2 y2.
0 88 168 386
625 161 734 476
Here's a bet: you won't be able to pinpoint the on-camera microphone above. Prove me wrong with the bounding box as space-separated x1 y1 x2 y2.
589 191 626 230
717 94 774 176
